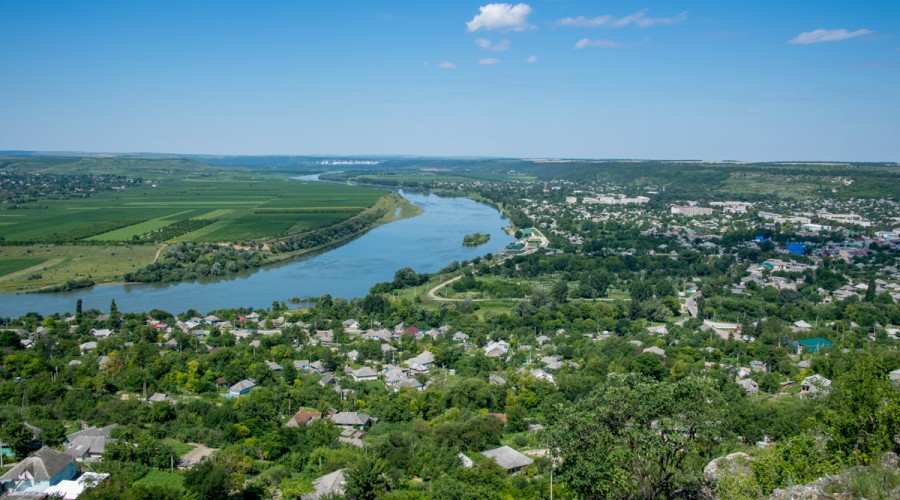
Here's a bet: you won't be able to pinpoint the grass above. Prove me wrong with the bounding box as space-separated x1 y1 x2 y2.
134 469 185 492
163 439 196 457
1 177 385 244
0 244 160 293
0 258 46 277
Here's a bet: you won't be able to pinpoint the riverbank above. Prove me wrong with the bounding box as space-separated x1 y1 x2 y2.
0 192 420 294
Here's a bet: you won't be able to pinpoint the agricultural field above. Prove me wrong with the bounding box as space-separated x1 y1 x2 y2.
0 258 46 277
0 176 385 244
0 245 160 292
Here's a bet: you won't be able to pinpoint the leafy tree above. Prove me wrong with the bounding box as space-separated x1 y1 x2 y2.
546 374 725 499
184 459 231 500
821 352 900 463
344 454 388 500
550 281 569 303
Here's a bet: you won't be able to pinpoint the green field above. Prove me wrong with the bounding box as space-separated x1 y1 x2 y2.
0 245 161 293
0 177 385 244
134 469 185 492
0 258 46 277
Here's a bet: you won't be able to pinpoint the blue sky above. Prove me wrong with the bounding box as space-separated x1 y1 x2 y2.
1 1 898 161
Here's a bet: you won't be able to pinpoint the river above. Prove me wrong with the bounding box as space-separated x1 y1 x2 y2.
0 184 514 317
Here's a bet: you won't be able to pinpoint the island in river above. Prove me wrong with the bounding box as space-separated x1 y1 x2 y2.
462 233 491 247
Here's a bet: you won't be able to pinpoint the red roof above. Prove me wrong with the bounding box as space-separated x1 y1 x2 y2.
291 411 323 425
405 326 420 334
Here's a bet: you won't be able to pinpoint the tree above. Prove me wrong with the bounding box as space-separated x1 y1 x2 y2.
550 280 569 303
546 374 725 499
821 352 900 463
864 276 876 302
75 299 83 323
109 299 119 328
184 459 231 500
344 455 387 500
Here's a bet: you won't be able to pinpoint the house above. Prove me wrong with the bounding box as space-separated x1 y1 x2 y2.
296 360 326 374
302 469 346 500
489 374 507 386
801 374 832 396
458 453 475 468
643 346 666 358
265 360 283 371
890 368 900 387
65 425 116 462
750 361 767 373
529 368 555 384
227 379 256 398
329 412 372 429
147 392 171 403
736 378 759 395
313 330 334 345
792 337 832 354
44 472 109 500
404 350 435 368
395 378 425 391
318 372 335 387
452 332 469 343
484 340 510 358
342 319 360 332
347 366 379 382
541 355 563 370
90 328 113 339
535 335 551 345
481 446 534 472
284 410 322 428
383 366 406 386
346 350 359 362
0 447 77 495
78 341 97 354
792 320 813 332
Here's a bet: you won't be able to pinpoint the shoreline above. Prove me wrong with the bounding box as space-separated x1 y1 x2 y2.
5 191 423 295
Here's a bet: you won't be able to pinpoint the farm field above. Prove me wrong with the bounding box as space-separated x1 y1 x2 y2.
0 245 160 293
0 176 385 244
0 258 46 277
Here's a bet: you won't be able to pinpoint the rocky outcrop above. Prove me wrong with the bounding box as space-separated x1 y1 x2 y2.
704 452 753 483
769 452 900 499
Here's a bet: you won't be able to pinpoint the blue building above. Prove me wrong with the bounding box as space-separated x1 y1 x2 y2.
0 447 77 495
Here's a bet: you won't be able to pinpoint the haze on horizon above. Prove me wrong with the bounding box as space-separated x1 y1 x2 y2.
1 1 898 162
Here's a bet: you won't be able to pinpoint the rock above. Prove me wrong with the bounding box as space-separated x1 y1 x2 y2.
703 452 752 483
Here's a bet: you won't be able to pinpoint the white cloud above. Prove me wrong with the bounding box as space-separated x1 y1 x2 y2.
438 61 457 69
574 38 624 49
789 28 872 45
557 10 687 28
467 3 533 32
478 57 501 65
525 55 539 63
475 38 511 51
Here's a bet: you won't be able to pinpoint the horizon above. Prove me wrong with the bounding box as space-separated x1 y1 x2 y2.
2 1 899 161
2 150 897 165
